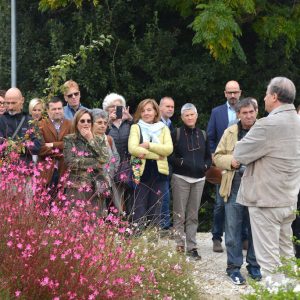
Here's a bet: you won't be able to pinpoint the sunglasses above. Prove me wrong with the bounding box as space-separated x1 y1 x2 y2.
79 119 92 124
67 92 80 99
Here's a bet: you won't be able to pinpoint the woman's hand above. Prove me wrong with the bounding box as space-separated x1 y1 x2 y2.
122 106 132 121
138 153 146 159
80 128 94 142
139 142 149 149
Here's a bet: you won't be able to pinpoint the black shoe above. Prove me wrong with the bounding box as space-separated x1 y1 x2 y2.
186 248 201 260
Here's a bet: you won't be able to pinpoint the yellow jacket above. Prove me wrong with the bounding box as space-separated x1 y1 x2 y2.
128 124 173 176
214 124 238 202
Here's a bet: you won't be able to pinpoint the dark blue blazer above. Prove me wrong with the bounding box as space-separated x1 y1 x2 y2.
207 103 229 153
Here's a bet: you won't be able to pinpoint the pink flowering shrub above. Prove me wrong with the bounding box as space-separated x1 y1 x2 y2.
0 159 162 299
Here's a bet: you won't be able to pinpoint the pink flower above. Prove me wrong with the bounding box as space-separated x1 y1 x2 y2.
15 290 21 297
40 277 49 286
53 240 62 246
139 266 145 272
50 254 56 261
87 167 94 173
17 243 23 249
106 290 114 298
7 241 13 247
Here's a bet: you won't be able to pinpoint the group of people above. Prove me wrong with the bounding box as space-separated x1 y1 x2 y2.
1 76 300 287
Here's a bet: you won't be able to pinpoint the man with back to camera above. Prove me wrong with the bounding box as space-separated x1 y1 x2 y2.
159 96 175 233
234 77 300 282
214 97 261 285
207 80 248 252
63 80 87 120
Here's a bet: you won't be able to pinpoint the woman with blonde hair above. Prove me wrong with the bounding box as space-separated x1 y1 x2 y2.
128 99 173 230
29 98 44 121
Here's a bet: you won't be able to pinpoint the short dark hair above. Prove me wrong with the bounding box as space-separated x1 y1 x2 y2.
267 77 296 104
0 90 6 98
235 97 258 113
47 96 63 109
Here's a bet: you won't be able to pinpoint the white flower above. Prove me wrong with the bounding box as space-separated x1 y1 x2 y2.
293 284 300 293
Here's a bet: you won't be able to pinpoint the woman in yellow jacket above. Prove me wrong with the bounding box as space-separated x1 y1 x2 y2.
128 99 173 229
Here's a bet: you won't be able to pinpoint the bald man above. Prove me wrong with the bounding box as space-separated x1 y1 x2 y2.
0 88 41 161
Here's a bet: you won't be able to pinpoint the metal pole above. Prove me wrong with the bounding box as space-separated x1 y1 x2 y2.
11 0 16 87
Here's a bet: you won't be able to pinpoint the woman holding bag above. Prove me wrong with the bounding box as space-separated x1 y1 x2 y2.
128 99 173 231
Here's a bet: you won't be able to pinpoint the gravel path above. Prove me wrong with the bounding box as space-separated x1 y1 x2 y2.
161 232 254 299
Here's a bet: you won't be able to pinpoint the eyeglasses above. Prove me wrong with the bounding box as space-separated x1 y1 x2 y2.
0 102 5 106
226 91 240 95
67 92 80 99
4 101 17 106
79 119 92 124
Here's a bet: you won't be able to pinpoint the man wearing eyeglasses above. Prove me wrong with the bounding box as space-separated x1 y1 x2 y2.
0 87 41 161
207 80 248 253
63 80 87 120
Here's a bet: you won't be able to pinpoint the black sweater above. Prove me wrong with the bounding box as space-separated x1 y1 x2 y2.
170 125 212 179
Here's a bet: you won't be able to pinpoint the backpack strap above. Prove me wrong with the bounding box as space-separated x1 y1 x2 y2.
12 115 26 140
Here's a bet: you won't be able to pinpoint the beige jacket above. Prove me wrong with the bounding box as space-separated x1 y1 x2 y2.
214 124 238 202
234 104 300 207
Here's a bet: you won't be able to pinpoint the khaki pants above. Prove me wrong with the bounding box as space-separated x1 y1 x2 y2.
171 175 205 251
249 205 296 274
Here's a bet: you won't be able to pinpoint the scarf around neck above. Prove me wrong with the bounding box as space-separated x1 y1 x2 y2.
137 119 165 143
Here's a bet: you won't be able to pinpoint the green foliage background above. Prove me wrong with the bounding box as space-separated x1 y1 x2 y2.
1 0 300 122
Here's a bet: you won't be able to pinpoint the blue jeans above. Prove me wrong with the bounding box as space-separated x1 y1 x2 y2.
160 179 171 229
212 185 225 241
212 185 248 242
225 178 259 273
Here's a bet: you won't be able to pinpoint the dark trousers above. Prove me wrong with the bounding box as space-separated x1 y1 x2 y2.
132 176 166 227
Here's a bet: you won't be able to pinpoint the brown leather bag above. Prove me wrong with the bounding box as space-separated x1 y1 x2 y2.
205 166 222 185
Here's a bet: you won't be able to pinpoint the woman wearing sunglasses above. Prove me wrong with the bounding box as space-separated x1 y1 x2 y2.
63 109 109 212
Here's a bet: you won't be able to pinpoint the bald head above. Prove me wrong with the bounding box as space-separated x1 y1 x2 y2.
5 87 24 115
224 80 241 107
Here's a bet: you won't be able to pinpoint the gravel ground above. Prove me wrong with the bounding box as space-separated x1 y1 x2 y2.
161 232 254 299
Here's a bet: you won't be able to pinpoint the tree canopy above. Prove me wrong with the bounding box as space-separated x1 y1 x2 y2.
0 0 300 123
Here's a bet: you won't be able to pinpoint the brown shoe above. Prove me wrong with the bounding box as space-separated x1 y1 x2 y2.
176 246 185 253
242 240 249 251
213 239 223 253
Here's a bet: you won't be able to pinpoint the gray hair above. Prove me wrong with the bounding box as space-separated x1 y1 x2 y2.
91 108 108 121
181 103 197 115
235 97 258 113
102 93 126 111
267 77 296 104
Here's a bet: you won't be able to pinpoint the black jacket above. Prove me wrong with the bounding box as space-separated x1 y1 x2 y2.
170 125 212 178
0 112 41 159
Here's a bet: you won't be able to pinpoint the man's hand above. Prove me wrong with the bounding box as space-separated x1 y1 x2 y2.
45 143 53 148
231 158 240 169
